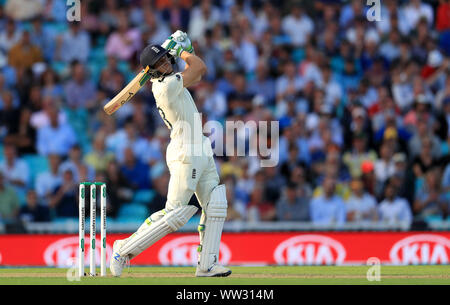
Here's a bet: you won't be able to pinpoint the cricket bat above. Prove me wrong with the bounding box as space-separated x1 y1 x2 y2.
103 66 151 115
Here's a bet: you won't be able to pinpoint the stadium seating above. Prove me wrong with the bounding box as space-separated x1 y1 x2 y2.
132 189 155 204
22 154 49 187
117 203 149 222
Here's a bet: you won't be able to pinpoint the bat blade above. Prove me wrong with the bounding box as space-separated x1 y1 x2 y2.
103 66 151 115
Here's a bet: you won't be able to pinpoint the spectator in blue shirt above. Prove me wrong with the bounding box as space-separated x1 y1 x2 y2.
55 22 91 63
64 61 97 109
310 176 347 226
120 147 151 190
36 107 77 157
19 190 50 222
49 169 78 218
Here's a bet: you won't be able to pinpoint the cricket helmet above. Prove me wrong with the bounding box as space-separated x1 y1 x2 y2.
140 44 176 78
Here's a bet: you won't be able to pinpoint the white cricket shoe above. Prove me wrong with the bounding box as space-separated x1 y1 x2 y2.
110 240 128 277
196 264 232 277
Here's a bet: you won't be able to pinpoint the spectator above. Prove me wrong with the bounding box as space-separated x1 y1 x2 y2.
229 25 258 74
275 61 304 108
29 95 67 130
8 105 36 155
280 144 301 181
248 61 276 106
161 0 190 32
105 160 134 218
55 22 90 63
64 62 97 109
374 141 396 186
263 166 285 203
199 80 227 121
322 63 343 107
346 177 378 222
0 90 21 137
339 0 365 28
29 17 56 61
19 190 50 222
0 172 20 223
436 0 450 31
4 0 43 20
200 29 223 81
0 19 21 54
281 2 313 47
59 145 95 183
40 69 64 102
402 0 434 30
149 170 169 215
140 8 171 46
408 119 442 159
276 182 310 221
413 168 448 221
84 133 115 172
120 147 151 190
107 119 151 163
0 143 29 192
310 176 346 226
35 154 61 204
49 169 78 218
343 132 377 178
247 185 276 222
188 0 221 41
412 137 440 180
105 12 142 61
36 107 77 157
8 30 43 70
378 181 413 226
223 174 244 221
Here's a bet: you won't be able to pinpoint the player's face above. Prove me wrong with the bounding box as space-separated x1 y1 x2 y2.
154 55 173 75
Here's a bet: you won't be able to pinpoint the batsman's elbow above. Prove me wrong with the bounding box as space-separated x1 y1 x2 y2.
200 63 207 77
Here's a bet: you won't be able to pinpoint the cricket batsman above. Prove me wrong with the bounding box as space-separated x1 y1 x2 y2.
110 31 231 277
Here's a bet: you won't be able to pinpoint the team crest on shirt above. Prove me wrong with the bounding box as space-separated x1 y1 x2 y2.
176 74 181 81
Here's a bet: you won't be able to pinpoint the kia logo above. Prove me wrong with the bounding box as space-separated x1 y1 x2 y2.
274 235 346 265
390 234 450 265
44 236 112 267
158 235 231 266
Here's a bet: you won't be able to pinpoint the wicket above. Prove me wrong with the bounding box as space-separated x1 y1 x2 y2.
78 182 107 277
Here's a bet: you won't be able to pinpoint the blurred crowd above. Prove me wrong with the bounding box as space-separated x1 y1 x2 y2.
0 0 450 230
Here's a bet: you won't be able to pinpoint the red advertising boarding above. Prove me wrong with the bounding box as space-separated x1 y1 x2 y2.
0 232 449 267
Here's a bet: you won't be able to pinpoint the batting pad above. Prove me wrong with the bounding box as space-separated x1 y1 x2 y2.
119 205 198 259
198 184 227 271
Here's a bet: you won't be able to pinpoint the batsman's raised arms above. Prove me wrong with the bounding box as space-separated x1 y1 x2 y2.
103 66 151 115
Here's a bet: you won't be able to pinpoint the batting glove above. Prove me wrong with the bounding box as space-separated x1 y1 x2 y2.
171 30 195 54
161 38 184 58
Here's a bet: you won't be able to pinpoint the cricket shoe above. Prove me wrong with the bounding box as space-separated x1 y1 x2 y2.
110 240 129 277
195 264 232 277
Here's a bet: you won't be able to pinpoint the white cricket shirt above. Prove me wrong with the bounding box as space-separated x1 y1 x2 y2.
151 73 204 145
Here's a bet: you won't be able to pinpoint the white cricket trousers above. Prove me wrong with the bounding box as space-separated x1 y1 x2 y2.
165 136 220 211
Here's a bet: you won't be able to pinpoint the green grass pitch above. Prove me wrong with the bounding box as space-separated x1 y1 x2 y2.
0 266 449 285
